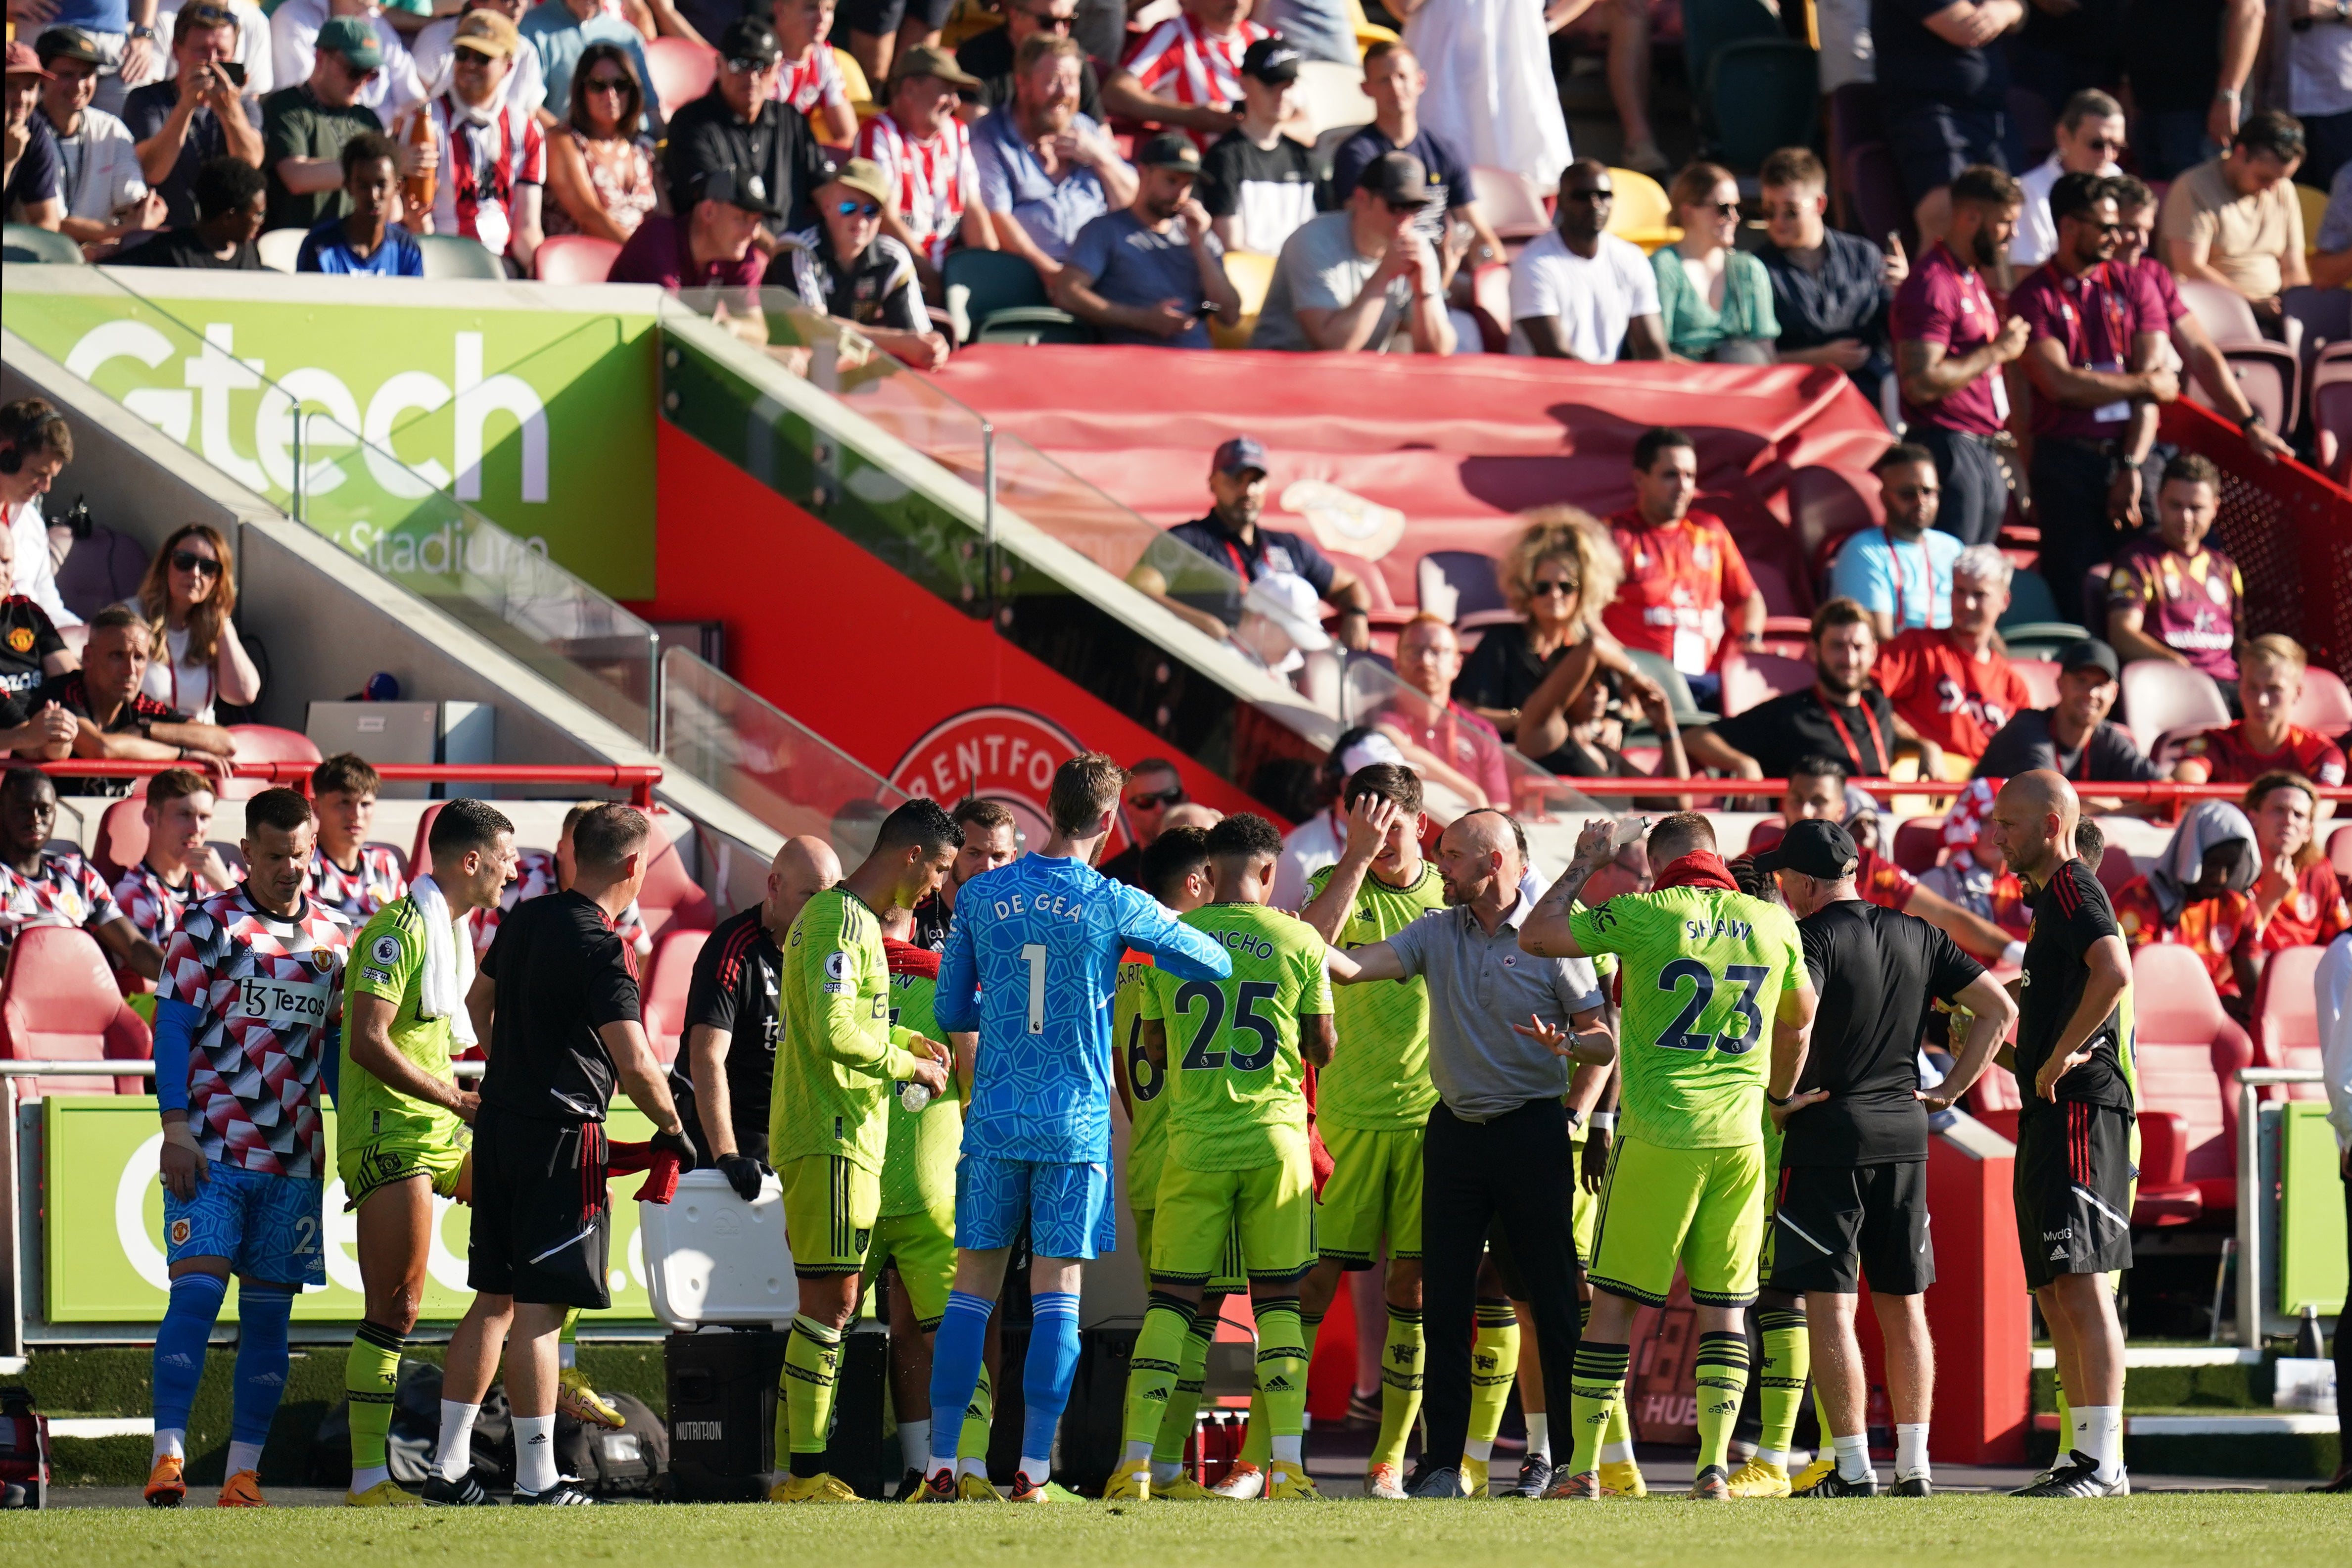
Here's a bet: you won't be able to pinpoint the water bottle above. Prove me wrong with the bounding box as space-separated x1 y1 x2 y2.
900 1081 932 1114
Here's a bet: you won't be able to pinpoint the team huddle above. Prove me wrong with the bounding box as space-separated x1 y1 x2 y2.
138 750 2140 1507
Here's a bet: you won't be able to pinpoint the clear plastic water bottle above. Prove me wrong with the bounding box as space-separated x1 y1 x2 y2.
900 1081 933 1114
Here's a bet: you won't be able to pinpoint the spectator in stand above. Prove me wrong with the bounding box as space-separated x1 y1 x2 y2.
543 41 658 241
1127 434 1374 649
1870 0 2020 242
2121 0 2260 181
1689 597 1925 781
413 0 547 115
112 766 237 950
959 0 1101 120
1876 542 2032 772
2110 798 2257 999
2113 176 2297 460
855 44 993 293
1256 0 1349 64
2178 634 2347 787
2161 111 2310 333
0 769 162 977
0 399 80 632
12 0 163 122
1509 158 1665 360
1057 132 1237 349
1973 635 2174 785
1329 43 1502 279
1375 614 1514 808
839 0 948 90
26 604 235 796
1891 163 2030 549
1651 161 1777 363
125 523 259 724
518 0 652 137
296 128 422 271
2282 0 2352 188
2011 174 2178 623
1227 568 1330 685
36 28 163 253
268 0 423 121
307 751 405 920
2310 162 2352 288
1917 776 2033 936
2009 89 2124 270
1831 442 1965 643
1597 425 1764 711
774 157 951 368
1196 38 1315 257
1097 757 1185 886
2237 772 2352 985
112 150 266 264
0 526 76 713
664 16 830 252
1528 0 1664 175
261 15 392 234
1519 664 1691 807
773 0 858 147
414 10 543 273
1251 150 1454 354
609 161 769 304
972 34 1131 280
2105 452 2243 702
1102 0 1270 152
125 4 261 231
1394 0 1571 190
1756 145 1903 412
4 41 66 231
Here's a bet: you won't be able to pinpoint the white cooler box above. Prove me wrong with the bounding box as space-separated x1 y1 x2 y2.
637 1169 795 1329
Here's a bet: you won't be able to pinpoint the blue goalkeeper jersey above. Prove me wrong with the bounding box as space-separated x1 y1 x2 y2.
938 854 1230 1163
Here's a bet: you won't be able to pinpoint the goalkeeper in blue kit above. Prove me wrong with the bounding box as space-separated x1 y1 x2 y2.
918 754 1230 1503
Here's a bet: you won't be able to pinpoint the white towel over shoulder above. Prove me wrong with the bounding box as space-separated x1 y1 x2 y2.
408 872 478 1046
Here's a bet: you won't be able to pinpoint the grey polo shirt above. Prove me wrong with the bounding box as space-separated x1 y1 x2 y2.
1384 892 1603 1122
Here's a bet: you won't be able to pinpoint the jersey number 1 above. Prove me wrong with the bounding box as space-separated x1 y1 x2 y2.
1021 942 1047 1035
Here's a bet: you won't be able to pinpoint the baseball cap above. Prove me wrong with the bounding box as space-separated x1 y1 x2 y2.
316 15 385 71
693 165 782 219
1339 731 1407 775
1136 131 1202 172
4 41 54 80
35 28 103 66
826 156 894 210
1360 150 1430 205
2057 637 2120 682
1751 818 1861 881
718 15 783 70
890 42 980 90
1241 37 1302 84
451 10 519 58
1212 435 1269 476
1242 571 1332 654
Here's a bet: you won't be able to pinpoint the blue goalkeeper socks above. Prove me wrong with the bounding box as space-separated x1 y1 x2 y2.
926 1290 994 1472
230 1283 295 1469
152 1272 227 1456
1019 1290 1082 1482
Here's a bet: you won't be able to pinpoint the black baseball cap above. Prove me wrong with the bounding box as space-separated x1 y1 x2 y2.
1360 149 1429 205
36 26 104 65
1751 819 1861 880
718 15 783 70
1136 131 1201 172
2058 637 2121 681
1213 435 1269 476
1241 37 1301 84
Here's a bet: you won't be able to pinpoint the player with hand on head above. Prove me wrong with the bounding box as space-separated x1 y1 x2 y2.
919 754 1231 1504
766 800 960 1505
337 800 520 1507
145 788 354 1509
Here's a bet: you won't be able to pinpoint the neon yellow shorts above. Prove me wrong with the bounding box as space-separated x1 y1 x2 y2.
1150 1154 1316 1286
1315 1123 1423 1268
337 1129 468 1211
864 1204 956 1328
778 1155 879 1278
1589 1135 1765 1308
1134 1208 1245 1294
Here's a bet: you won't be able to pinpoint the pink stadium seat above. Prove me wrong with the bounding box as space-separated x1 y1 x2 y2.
534 235 621 285
2291 664 2352 734
92 797 149 885
224 724 323 801
1582 863 1646 903
2311 343 2352 483
1471 165 1548 239
635 828 716 946
640 928 708 1065
2118 660 2230 757
2130 943 2255 1216
1891 816 1946 873
2331 824 2352 880
1788 465 1879 586
408 802 448 878
1470 261 1511 354
2094 842 2135 897
1745 819 1786 857
643 36 717 121
1716 649 1813 717
2010 658 2060 710
2252 943 2329 1103
0 926 153 1096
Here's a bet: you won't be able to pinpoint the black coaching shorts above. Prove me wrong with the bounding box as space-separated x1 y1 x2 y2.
468 1104 613 1310
2014 1101 2135 1291
1768 1160 1935 1296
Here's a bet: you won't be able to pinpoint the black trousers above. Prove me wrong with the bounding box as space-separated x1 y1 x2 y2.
1420 1098 1584 1468
1912 424 2009 548
2029 439 2133 628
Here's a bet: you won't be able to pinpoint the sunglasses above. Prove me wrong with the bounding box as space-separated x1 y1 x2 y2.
835 198 882 217
1697 200 1740 217
1382 197 1422 216
1025 10 1074 27
586 75 631 95
1563 188 1612 203
1886 485 1938 501
171 549 223 578
1529 578 1580 597
2083 135 2125 154
1127 787 1186 811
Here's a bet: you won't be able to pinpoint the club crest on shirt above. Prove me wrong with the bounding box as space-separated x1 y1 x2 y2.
5 628 32 654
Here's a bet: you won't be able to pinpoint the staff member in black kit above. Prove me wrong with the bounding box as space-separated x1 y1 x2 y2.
1754 817 2016 1499
436 803 698 1507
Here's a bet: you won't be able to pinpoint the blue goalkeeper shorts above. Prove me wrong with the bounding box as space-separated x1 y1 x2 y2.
164 1161 326 1286
954 1154 1115 1260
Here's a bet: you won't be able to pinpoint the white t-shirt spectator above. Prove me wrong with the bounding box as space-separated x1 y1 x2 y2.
2009 150 2121 269
41 105 148 223
270 0 424 118
2285 17 2352 122
1506 227 1657 360
1120 11 1270 149
412 15 549 118
424 94 546 259
6 500 78 630
1250 209 1442 352
855 109 980 269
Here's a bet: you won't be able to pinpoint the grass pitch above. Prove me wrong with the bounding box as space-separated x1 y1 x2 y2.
0 1493 2341 1568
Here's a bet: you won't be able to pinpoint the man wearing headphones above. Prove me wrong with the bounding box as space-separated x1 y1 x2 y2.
0 399 83 629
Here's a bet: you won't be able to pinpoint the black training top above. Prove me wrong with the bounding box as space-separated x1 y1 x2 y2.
2013 858 2134 1124
480 889 642 1123
677 903 781 1149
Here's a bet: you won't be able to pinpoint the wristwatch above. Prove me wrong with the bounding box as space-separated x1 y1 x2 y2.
131 23 158 38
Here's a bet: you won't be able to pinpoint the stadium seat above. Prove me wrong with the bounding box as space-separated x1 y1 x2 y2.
2093 841 2135 897
1997 568 2061 628
1581 862 1646 903
635 829 716 945
1309 123 1361 189
1716 648 1811 715
2331 823 2352 880
2131 1110 2205 1227
1415 550 1508 623
1293 59 1374 139
1788 465 1879 584
1891 816 1946 873
2011 657 2060 710
408 801 448 877
1472 165 1549 240
1468 261 1511 354
943 248 1071 344
1842 141 1911 256
92 797 150 886
2252 943 2329 1103
417 235 509 281
639 927 709 1064
2311 343 2352 483
2175 277 2301 430
1680 0 1783 137
1745 818 1786 857
3 223 83 264
0 926 153 1096
1622 648 1705 727
534 234 621 285
2117 659 2230 757
257 228 307 273
224 724 324 800
1997 620 2093 661
2292 664 2352 733
1967 1062 2020 1140
1604 167 1679 252
1209 249 1277 349
2130 943 2255 1215
1702 39 1818 171
644 36 718 120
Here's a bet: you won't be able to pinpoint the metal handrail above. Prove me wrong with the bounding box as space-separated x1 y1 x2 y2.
0 1060 485 1080
2233 1065 2328 1350
1551 778 2352 803
0 760 661 808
